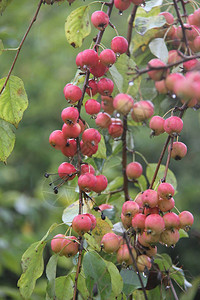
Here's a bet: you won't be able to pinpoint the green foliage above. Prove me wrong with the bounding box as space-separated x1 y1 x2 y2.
180 277 200 300
0 0 12 14
17 241 46 299
93 134 107 159
120 268 147 296
0 76 28 128
46 254 58 299
135 15 166 36
82 251 112 299
146 163 177 189
149 38 168 62
65 6 91 48
54 275 74 300
0 119 15 163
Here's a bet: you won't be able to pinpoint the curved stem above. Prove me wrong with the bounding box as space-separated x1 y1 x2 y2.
0 0 44 95
126 5 138 57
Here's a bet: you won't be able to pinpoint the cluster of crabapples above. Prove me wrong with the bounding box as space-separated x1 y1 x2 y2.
100 182 194 273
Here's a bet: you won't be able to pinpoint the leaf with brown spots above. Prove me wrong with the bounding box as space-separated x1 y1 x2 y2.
65 5 91 48
0 76 28 128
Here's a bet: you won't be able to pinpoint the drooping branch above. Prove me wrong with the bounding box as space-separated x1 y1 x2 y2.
72 238 83 300
126 5 138 57
0 0 44 95
173 0 190 55
122 115 130 201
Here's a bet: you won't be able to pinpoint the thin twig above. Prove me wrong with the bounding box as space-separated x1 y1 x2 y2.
162 136 174 183
126 5 138 57
123 232 148 300
122 115 130 201
73 238 83 300
0 0 44 95
169 278 179 300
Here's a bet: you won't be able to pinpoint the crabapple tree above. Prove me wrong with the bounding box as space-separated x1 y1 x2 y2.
1 0 199 299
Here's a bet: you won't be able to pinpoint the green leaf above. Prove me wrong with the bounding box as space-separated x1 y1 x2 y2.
146 163 177 190
106 176 123 191
0 76 28 128
55 275 74 300
46 254 58 299
62 199 91 225
65 6 91 48
40 223 58 243
143 0 163 12
149 38 168 63
84 232 101 252
109 64 123 93
17 241 46 299
104 260 123 297
0 0 12 14
134 175 148 192
93 134 107 159
135 15 166 36
82 251 112 299
154 253 172 272
170 265 185 288
110 55 141 97
0 119 15 163
0 39 4 55
147 285 162 299
179 228 189 239
180 277 200 300
120 268 147 296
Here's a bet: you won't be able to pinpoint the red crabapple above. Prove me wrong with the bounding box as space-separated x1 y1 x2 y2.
111 36 128 54
101 232 120 253
160 229 180 247
121 212 132 229
142 189 158 208
114 0 131 12
165 73 184 92
51 234 65 255
78 172 97 191
144 206 160 216
58 162 76 180
92 175 108 193
99 204 114 210
159 12 174 25
82 128 101 145
131 213 146 233
157 182 175 200
147 59 168 81
179 211 194 231
61 236 79 257
131 101 154 122
167 50 182 64
84 214 97 230
99 49 116 66
62 122 81 139
91 11 109 31
113 93 134 115
81 49 99 67
90 61 108 77
126 162 143 179
149 116 165 136
80 141 98 156
117 244 137 265
49 130 66 150
137 255 152 272
122 200 139 217
108 118 123 138
145 214 165 235
169 141 187 160
86 79 98 96
145 246 157 257
164 116 183 135
81 164 95 175
155 80 168 94
61 107 79 125
97 78 114 96
138 231 160 247
63 84 82 103
72 214 92 236
158 197 175 212
95 112 112 128
163 212 180 229
61 139 77 157
85 99 101 115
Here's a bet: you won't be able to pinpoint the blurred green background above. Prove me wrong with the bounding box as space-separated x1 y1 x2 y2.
0 0 200 299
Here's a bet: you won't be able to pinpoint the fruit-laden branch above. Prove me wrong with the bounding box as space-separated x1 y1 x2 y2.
173 0 190 55
127 53 200 81
126 4 138 56
72 238 83 300
123 232 148 300
0 0 44 95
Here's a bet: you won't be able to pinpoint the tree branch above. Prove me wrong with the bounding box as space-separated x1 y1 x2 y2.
0 0 44 95
122 115 130 201
126 5 138 57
